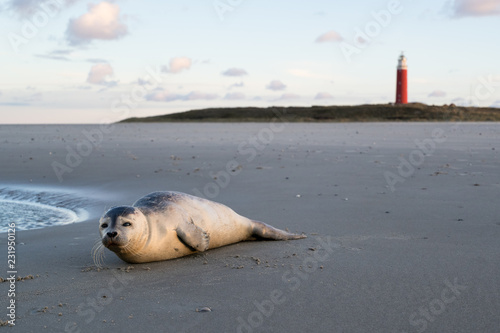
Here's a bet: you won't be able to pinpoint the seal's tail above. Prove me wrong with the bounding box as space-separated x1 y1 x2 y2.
250 220 306 240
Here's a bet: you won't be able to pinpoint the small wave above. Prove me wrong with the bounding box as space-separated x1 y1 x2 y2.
0 186 92 232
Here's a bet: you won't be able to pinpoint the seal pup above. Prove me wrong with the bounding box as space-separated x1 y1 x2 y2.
97 191 306 264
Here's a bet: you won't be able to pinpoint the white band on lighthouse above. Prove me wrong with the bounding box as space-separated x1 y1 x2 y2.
398 53 407 70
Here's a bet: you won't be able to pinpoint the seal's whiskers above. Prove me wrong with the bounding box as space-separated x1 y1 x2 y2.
92 239 105 267
123 243 141 258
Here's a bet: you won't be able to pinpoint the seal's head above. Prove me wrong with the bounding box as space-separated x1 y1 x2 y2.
99 206 149 255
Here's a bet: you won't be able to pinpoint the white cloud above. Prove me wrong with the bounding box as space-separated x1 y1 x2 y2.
8 0 40 17
184 91 218 101
451 98 466 105
276 93 300 101
224 92 246 100
453 0 500 17
490 100 500 107
146 89 218 102
146 89 179 102
315 92 334 100
87 63 116 87
67 2 128 45
315 30 343 43
6 91 43 105
35 49 72 61
266 80 286 91
137 78 151 86
428 90 447 98
222 68 248 76
24 92 42 102
162 57 192 74
229 82 244 89
8 0 76 18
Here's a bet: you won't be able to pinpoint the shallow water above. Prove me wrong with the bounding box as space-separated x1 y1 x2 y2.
0 186 89 232
0 200 78 231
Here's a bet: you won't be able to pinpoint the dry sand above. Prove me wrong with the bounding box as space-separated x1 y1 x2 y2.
0 122 499 332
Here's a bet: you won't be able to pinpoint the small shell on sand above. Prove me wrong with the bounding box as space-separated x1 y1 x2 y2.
196 307 212 313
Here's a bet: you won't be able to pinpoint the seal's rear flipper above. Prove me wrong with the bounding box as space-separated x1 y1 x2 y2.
250 220 306 240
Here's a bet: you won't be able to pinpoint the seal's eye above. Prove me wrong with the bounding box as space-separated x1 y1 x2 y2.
123 222 132 227
101 223 108 228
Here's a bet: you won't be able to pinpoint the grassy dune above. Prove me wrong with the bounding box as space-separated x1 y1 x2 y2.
119 103 500 123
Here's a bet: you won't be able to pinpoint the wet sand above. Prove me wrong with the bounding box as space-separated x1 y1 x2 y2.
1 122 499 332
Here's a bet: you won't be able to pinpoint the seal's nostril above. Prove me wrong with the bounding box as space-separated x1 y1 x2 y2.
107 231 118 238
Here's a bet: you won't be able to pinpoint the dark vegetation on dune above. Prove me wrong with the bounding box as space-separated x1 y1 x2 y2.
119 103 500 123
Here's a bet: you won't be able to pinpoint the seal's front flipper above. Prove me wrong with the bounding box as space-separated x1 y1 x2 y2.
176 219 210 252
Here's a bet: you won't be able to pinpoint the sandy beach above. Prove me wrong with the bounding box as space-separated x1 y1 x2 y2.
1 122 499 332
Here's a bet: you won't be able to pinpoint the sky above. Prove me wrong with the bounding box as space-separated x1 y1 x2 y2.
1 0 500 124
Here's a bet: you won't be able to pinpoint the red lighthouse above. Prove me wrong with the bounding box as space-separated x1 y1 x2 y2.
395 53 408 104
